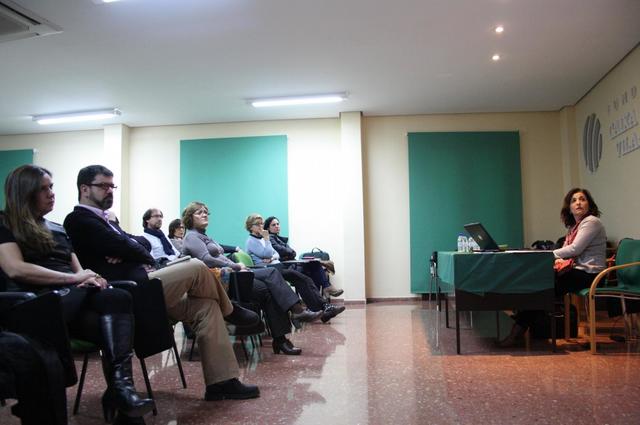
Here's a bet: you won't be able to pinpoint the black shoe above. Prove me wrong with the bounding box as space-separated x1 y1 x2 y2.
321 304 346 323
291 308 322 323
272 337 302 355
205 378 260 401
323 287 344 297
496 324 527 348
224 303 260 327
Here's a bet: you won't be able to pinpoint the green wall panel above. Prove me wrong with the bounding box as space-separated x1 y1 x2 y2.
408 132 523 293
180 136 288 249
0 149 34 209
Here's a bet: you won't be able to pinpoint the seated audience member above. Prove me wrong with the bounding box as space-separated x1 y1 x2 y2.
0 165 154 424
168 218 185 252
62 165 260 401
499 188 607 347
264 216 343 297
245 214 345 323
181 202 320 354
141 208 180 264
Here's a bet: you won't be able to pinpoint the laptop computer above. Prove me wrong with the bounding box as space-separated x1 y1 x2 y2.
463 222 501 251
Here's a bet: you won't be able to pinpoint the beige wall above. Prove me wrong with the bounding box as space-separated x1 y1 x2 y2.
0 130 104 224
574 46 640 242
363 112 567 298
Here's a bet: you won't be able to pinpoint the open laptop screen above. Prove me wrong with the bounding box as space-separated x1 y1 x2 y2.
463 222 500 251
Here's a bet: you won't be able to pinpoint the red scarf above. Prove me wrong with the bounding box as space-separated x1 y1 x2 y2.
553 218 583 274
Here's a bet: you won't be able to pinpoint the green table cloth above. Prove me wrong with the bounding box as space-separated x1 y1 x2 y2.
437 251 555 295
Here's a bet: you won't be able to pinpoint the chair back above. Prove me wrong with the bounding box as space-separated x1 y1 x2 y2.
616 238 640 288
1 291 78 387
229 271 255 303
126 278 176 359
232 251 255 267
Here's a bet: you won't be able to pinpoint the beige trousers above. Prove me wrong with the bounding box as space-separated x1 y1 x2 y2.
149 258 239 385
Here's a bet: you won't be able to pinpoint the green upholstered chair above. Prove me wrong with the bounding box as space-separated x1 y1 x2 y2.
232 251 254 267
586 238 640 353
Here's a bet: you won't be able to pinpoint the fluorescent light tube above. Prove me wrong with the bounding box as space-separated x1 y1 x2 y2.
33 108 121 125
250 93 347 108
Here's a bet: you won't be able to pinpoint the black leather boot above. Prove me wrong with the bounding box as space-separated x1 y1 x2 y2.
100 314 155 423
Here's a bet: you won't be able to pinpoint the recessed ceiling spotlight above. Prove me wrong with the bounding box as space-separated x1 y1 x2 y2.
495 25 504 34
249 93 348 108
492 54 501 61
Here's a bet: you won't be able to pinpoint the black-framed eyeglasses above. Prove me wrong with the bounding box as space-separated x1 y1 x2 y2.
87 183 118 190
150 214 163 218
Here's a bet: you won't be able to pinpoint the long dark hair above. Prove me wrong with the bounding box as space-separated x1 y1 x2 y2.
3 165 56 255
560 188 601 227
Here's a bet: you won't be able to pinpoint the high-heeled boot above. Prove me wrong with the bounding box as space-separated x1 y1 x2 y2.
100 314 155 423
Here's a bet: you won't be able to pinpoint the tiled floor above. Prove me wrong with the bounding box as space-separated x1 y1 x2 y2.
2 301 640 425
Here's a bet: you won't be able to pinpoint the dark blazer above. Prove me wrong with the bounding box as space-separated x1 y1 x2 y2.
269 234 297 261
63 206 152 282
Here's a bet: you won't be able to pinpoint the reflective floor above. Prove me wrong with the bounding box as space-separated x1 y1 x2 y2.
2 301 640 425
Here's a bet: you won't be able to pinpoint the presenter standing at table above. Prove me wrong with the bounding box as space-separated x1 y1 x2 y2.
499 188 606 347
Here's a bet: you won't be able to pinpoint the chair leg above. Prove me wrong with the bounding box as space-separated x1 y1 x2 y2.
564 293 571 340
172 339 187 389
138 358 158 416
188 338 196 361
589 294 597 353
73 352 90 415
239 336 249 361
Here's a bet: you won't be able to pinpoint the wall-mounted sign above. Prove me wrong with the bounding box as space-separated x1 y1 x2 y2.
583 113 602 173
608 85 639 158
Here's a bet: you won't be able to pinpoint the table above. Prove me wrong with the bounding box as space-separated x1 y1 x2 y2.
436 251 556 354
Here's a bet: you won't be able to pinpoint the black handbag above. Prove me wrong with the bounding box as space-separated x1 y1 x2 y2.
300 247 330 261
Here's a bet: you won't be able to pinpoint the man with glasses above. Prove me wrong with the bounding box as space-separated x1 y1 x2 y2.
63 165 261 401
141 208 180 265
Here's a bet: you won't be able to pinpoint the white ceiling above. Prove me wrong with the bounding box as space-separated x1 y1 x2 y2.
1 0 639 135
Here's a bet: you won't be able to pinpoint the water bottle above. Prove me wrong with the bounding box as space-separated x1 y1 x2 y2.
457 234 467 252
467 237 475 252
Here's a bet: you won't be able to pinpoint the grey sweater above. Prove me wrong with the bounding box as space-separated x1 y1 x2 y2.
182 229 242 271
553 215 606 273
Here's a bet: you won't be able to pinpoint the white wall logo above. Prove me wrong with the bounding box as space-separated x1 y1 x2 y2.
583 113 602 173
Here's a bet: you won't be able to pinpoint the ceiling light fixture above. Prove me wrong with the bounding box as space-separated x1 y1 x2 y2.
492 54 501 61
250 93 348 108
33 108 121 125
495 25 504 34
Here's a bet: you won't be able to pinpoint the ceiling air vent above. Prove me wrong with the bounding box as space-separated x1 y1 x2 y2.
0 0 61 44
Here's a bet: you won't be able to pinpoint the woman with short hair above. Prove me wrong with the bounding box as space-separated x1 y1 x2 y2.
167 218 185 252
